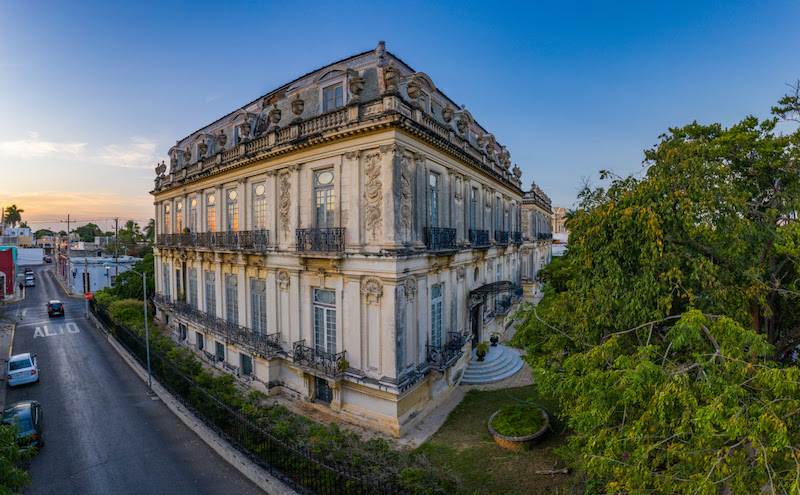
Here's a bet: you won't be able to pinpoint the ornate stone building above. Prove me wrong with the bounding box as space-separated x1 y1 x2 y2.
520 182 553 296
151 42 551 437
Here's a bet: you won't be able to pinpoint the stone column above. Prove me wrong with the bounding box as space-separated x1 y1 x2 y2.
265 171 277 245
378 144 404 251
345 277 362 370
413 152 427 248
214 253 223 317
237 256 247 327
345 150 363 251
237 179 246 232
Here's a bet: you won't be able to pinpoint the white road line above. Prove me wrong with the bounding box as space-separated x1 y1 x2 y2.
16 318 82 328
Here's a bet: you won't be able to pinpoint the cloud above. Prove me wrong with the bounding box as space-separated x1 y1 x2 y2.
0 131 86 158
205 95 220 103
94 136 160 169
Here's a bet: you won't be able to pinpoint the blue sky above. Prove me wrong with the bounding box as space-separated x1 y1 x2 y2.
1 0 798 232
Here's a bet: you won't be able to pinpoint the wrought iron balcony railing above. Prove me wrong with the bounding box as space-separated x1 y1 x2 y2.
292 340 347 378
424 227 457 251
537 232 553 240
494 230 509 245
469 229 490 248
155 295 282 359
512 231 522 244
296 228 346 253
156 234 167 246
156 230 270 251
426 332 466 372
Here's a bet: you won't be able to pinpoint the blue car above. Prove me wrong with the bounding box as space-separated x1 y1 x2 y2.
2 400 44 450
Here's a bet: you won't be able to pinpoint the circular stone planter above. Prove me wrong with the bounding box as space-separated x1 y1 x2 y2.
488 407 549 451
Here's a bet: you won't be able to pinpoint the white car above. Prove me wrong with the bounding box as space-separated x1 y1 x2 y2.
7 353 39 387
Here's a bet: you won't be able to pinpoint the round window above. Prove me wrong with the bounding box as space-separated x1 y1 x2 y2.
165 204 170 213
317 171 333 185
207 195 215 205
176 202 182 211
254 184 266 196
315 289 335 304
228 190 238 200
190 199 197 208
429 174 437 187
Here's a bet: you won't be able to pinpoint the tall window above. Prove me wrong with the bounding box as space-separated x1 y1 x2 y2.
314 170 335 228
175 201 183 232
240 354 253 376
206 194 216 232
162 264 170 300
470 187 478 230
251 279 267 334
253 184 266 231
196 332 204 351
430 284 443 348
323 84 343 111
189 198 197 232
188 268 198 309
495 197 501 231
429 172 440 227
205 270 216 317
216 342 225 361
313 289 336 354
163 204 170 235
226 189 238 232
225 274 238 324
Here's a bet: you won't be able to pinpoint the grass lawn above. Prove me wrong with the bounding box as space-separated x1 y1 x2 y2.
417 385 577 494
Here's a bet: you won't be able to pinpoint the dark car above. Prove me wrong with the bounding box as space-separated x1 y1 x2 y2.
43 255 52 263
2 400 44 450
47 300 64 317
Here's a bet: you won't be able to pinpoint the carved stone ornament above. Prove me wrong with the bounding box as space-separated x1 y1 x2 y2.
155 161 167 176
384 60 400 89
513 165 522 178
456 116 469 135
170 156 178 170
400 153 413 240
279 171 291 239
457 266 466 280
486 145 495 158
454 174 463 201
252 279 266 293
361 277 383 301
183 149 192 163
217 132 227 149
348 72 365 97
406 76 421 100
240 119 251 139
441 106 454 123
277 270 290 290
476 135 487 149
198 141 208 157
364 152 383 242
485 189 493 208
404 277 417 299
291 95 304 117
269 106 282 125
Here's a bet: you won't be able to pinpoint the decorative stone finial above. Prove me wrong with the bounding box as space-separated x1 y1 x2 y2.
169 156 177 170
441 106 454 123
513 165 521 178
406 75 421 100
183 149 192 163
269 106 282 125
240 119 252 139
349 71 365 98
384 60 400 89
291 94 304 117
476 135 487 149
217 132 227 150
198 141 208 157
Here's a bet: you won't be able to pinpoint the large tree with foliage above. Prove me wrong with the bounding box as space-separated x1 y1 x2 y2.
513 90 800 491
75 223 103 242
3 205 23 228
0 423 33 492
98 248 154 301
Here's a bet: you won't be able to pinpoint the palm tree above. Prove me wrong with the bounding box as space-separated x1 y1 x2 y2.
4 205 23 228
143 218 155 242
124 220 142 241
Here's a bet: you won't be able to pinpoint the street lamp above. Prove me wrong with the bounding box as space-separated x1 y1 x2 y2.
104 262 152 394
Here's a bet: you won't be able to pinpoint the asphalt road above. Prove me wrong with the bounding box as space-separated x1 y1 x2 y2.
5 265 263 495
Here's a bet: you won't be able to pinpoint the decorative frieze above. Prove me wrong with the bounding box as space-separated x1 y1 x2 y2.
277 270 290 290
404 277 417 300
400 153 413 241
279 171 291 239
361 277 383 303
364 152 383 242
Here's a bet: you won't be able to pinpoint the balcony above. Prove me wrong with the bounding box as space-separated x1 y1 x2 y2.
292 340 347 378
512 231 522 244
159 296 282 359
537 232 553 241
424 227 457 251
156 230 270 251
469 229 490 248
427 332 466 372
494 230 509 245
296 228 345 253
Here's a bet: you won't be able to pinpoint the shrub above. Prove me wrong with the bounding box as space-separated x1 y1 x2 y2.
490 403 546 437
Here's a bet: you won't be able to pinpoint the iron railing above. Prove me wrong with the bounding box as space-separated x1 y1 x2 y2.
468 229 490 248
296 228 346 253
423 227 457 251
512 231 522 244
156 230 270 251
89 299 410 495
155 295 282 359
292 340 347 378
537 232 553 240
426 332 465 372
494 230 509 245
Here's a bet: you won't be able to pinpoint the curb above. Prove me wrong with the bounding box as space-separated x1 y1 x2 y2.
50 269 85 299
0 322 16 412
87 314 297 495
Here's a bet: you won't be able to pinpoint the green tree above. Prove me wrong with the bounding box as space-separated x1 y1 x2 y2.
143 218 155 242
97 248 154 301
18 222 28 229
74 223 102 242
3 205 23 228
33 229 52 239
0 423 34 492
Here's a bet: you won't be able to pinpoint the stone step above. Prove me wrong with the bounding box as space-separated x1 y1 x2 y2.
460 345 525 384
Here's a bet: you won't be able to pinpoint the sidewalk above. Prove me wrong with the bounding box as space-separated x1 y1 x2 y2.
0 323 15 412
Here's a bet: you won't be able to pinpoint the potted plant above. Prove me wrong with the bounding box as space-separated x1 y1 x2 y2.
476 342 489 361
337 356 350 373
488 402 549 450
489 331 501 346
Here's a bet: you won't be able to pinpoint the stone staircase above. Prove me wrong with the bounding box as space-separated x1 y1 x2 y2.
460 344 524 385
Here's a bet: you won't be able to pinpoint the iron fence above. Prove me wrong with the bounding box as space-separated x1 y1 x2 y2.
156 230 270 251
292 340 347 378
423 227 457 251
468 229 490 248
296 228 346 253
511 231 522 244
426 332 465 372
89 299 410 495
537 232 553 240
494 231 509 245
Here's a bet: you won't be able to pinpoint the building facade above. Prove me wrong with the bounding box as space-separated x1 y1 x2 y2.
151 43 550 437
520 182 553 296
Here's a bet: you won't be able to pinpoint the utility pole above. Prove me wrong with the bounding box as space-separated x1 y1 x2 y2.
60 215 72 294
114 218 119 281
84 258 89 319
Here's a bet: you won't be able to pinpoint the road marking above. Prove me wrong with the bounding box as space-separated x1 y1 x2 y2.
20 309 27 317
33 323 81 338
16 318 81 329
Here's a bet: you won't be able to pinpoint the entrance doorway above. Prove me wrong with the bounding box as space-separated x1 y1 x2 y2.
470 304 481 350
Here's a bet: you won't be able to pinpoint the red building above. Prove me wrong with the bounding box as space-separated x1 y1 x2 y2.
0 249 15 297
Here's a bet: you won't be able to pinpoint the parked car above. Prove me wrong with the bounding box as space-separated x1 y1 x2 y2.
47 300 64 317
7 353 39 386
24 275 35 287
43 255 52 263
2 400 44 450
24 268 33 275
